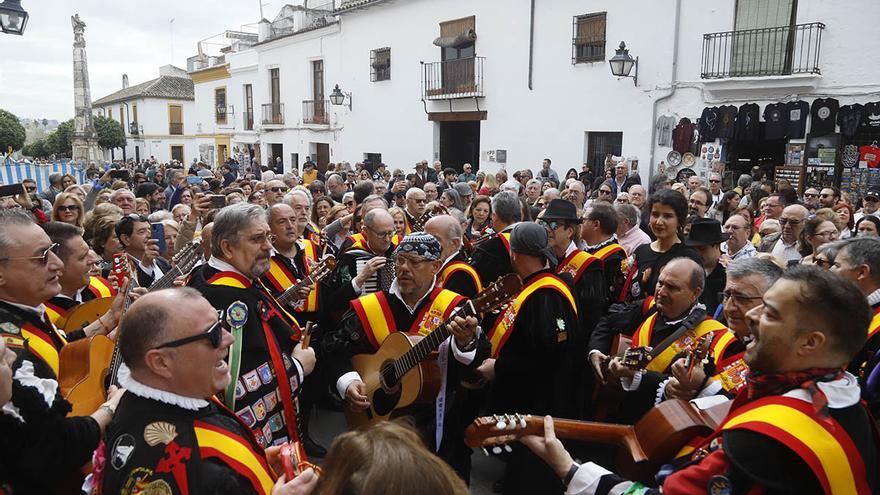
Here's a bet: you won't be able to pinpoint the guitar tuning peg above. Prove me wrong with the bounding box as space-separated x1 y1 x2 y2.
481 447 489 456
492 446 503 455
504 444 513 453
496 418 507 429
518 416 527 428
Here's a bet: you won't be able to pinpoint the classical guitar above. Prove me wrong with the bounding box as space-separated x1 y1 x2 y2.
344 273 522 428
275 254 337 308
408 204 449 232
604 310 711 375
465 399 731 482
59 243 202 417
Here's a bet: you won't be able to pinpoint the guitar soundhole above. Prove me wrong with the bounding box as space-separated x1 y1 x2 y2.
374 362 401 416
379 361 399 392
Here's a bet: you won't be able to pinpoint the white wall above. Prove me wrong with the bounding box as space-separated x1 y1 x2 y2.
95 97 197 164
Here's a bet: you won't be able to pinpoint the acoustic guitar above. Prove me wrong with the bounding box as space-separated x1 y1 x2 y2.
59 243 202 416
344 273 522 428
275 254 337 308
465 399 731 482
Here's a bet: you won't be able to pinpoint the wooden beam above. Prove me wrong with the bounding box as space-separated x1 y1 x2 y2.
427 111 487 122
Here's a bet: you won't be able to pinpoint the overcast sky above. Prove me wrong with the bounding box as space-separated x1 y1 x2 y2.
0 0 281 121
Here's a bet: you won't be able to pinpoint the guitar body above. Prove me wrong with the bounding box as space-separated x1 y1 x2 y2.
344 332 441 429
58 297 113 333
59 335 114 417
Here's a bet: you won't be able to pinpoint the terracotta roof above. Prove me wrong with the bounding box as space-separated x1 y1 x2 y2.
93 76 194 106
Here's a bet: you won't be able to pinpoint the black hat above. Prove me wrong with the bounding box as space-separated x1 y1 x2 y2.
684 218 730 246
540 199 581 222
866 188 880 200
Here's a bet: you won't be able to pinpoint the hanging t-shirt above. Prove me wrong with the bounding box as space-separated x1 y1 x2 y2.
656 115 676 147
672 118 696 154
863 102 880 135
763 103 787 140
717 105 738 139
735 103 760 142
860 144 880 168
837 104 865 139
785 100 809 139
810 98 839 136
699 107 720 142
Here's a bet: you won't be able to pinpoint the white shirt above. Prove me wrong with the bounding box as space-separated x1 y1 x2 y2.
117 363 209 410
771 236 802 265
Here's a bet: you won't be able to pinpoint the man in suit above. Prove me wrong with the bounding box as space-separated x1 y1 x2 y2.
115 214 171 288
609 161 640 199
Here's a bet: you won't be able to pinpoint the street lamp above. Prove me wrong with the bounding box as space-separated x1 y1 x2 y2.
609 41 638 86
0 0 28 35
329 84 352 111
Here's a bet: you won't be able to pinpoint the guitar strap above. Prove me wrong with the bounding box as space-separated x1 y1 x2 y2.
223 301 249 410
644 308 708 362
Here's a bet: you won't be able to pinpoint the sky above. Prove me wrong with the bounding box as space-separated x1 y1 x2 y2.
0 0 283 122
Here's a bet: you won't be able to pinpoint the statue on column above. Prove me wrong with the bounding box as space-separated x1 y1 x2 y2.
71 13 102 164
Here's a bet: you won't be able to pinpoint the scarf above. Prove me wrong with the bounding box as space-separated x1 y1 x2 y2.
738 367 844 426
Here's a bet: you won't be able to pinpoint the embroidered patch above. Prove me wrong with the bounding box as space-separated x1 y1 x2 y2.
243 370 261 392
0 322 21 335
272 436 289 446
289 372 300 392
262 423 274 444
263 390 278 412
281 351 293 369
3 335 24 349
141 479 173 495
120 466 153 495
257 362 274 384
226 300 249 328
234 378 246 399
143 421 177 447
253 397 267 421
268 412 285 432
707 475 732 495
253 427 267 448
236 405 257 427
110 433 137 470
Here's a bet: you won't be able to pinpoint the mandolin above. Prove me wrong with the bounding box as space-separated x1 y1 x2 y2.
59 243 202 416
465 399 731 482
275 254 337 307
344 273 522 428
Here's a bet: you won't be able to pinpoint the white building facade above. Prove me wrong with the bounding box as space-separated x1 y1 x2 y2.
93 65 197 165
189 0 880 196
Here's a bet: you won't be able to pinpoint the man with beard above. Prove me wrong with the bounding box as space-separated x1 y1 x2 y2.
687 187 711 219
524 266 878 495
136 182 165 212
188 203 316 449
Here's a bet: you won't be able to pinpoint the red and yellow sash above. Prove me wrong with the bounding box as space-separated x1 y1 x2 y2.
487 273 578 358
351 288 465 350
498 232 512 255
20 322 67 377
43 301 67 326
631 314 728 373
207 271 300 328
264 242 320 313
642 296 656 315
556 250 600 284
346 233 368 251
86 276 116 299
437 261 483 293
593 243 625 261
718 396 871 495
194 420 275 495
867 309 880 341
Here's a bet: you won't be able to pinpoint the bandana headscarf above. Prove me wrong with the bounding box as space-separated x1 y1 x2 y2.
393 231 441 261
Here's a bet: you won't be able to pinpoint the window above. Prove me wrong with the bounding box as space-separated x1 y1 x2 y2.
169 105 183 135
170 145 184 163
270 68 280 105
108 108 112 120
215 87 227 124
371 48 391 82
132 104 138 125
120 105 125 125
572 12 606 64
586 131 622 178
244 84 253 130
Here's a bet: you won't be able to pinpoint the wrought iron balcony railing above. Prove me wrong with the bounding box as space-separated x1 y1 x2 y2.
422 56 484 100
262 103 284 125
303 99 329 125
168 122 183 135
702 22 824 79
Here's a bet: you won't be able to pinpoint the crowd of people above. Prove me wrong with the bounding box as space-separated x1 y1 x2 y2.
0 153 878 495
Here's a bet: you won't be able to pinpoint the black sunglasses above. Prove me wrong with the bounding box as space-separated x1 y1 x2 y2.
0 242 59 264
154 317 223 349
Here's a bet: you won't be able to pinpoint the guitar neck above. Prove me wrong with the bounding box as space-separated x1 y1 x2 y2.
393 302 473 381
278 274 313 306
149 265 182 291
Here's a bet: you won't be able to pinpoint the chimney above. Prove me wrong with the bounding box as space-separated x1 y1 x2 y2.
258 18 271 42
122 74 129 89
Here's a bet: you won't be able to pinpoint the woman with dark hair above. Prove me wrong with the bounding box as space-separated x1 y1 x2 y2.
565 168 579 181
799 216 839 264
440 188 465 211
465 195 492 240
312 195 335 227
630 189 702 299
856 215 880 237
709 190 740 224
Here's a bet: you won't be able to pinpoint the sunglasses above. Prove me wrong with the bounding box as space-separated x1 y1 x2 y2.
24 185 37 193
57 204 80 212
709 179 721 183
155 317 223 349
269 187 289 193
536 218 562 230
778 218 803 225
0 242 59 265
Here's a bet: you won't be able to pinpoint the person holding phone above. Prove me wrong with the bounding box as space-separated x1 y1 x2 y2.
115 214 171 287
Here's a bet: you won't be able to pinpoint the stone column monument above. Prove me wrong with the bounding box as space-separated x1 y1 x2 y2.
71 14 102 164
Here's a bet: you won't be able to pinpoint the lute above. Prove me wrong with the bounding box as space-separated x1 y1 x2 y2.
345 273 522 428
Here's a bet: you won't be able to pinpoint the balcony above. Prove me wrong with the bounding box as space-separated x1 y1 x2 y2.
303 99 329 125
169 122 183 135
262 103 284 125
702 22 824 79
243 111 254 130
422 56 484 100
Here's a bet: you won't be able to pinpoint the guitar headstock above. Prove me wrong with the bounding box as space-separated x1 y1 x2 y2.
621 346 652 370
472 273 523 315
464 413 541 450
111 252 134 284
311 255 337 280
172 242 202 274
685 334 713 369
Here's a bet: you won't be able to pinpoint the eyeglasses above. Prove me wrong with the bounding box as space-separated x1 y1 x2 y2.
24 185 36 193
269 187 289 193
804 193 818 198
599 189 612 195
814 230 839 239
57 204 80 212
248 233 277 245
367 226 394 238
0 243 60 265
537 218 562 230
778 218 803 226
814 258 832 268
720 290 764 306
411 198 427 204
393 255 431 268
709 179 721 183
819 193 832 198
155 317 224 349
689 199 707 207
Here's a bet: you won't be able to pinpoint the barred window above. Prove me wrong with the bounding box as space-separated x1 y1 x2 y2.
371 47 391 82
573 12 606 64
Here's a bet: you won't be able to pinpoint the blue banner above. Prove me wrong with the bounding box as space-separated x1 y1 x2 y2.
0 158 89 193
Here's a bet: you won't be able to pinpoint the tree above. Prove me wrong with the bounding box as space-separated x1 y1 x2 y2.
45 119 74 156
0 109 26 153
94 115 126 150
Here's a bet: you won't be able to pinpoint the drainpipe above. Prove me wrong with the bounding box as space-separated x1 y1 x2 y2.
528 0 535 90
648 0 682 179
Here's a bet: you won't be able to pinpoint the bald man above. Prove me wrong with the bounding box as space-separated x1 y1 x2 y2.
425 215 482 298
